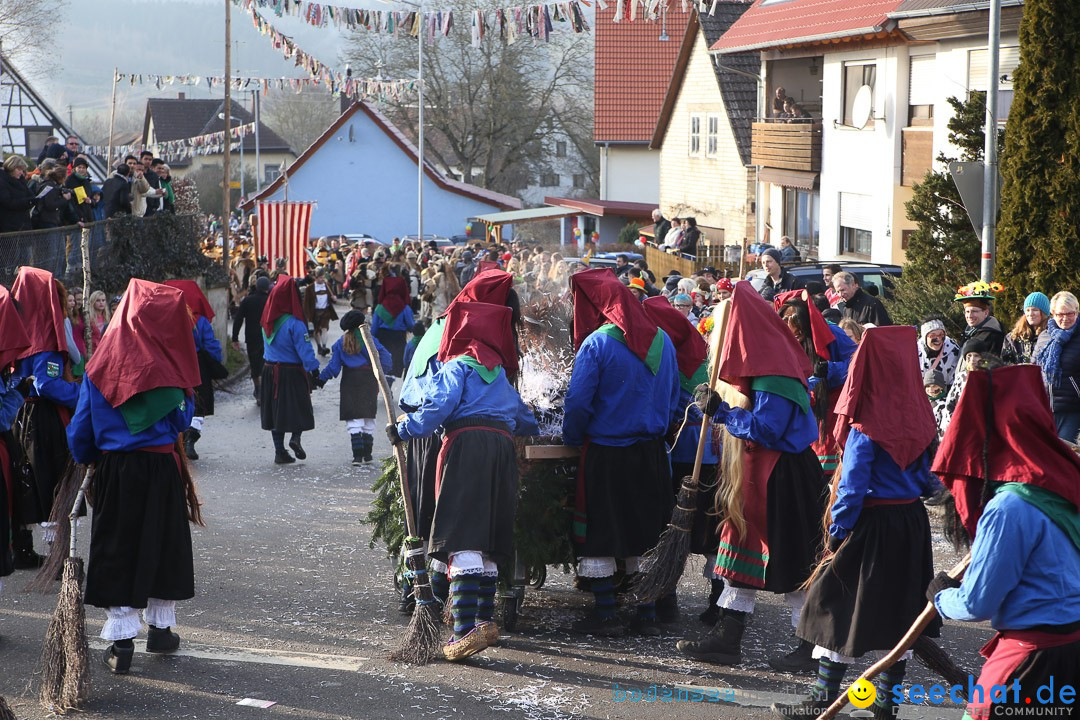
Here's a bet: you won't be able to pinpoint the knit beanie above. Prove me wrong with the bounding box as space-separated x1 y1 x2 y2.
1023 292 1051 316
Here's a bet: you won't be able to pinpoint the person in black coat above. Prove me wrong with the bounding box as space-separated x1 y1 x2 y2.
232 275 271 404
832 270 892 326
64 157 96 224
0 156 34 233
101 163 133 218
758 248 801 301
32 166 76 229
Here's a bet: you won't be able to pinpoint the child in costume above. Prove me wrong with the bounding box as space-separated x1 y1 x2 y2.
387 301 538 661
260 276 321 464
0 284 29 593
371 276 414 377
772 326 941 720
12 268 79 568
403 319 426 372
678 282 826 666
317 310 392 466
931 365 1080 720
163 280 223 461
68 279 203 675
563 269 680 637
302 267 338 357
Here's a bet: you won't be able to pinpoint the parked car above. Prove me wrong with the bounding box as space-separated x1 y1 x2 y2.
399 234 457 249
340 233 387 246
745 261 902 299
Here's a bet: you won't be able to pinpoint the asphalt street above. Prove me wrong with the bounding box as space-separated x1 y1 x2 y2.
0 319 989 720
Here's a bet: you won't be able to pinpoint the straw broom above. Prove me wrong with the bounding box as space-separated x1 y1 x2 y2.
39 467 93 714
631 299 731 604
0 696 14 720
360 325 443 664
26 461 86 593
819 552 971 720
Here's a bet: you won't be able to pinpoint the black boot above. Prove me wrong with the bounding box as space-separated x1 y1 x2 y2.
398 576 415 614
12 527 44 569
362 433 374 464
769 638 819 673
350 433 365 466
104 640 135 674
289 435 306 460
699 579 723 625
676 609 747 665
184 428 200 460
146 625 181 653
274 449 295 464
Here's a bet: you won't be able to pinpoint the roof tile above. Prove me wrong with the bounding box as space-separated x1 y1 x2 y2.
710 0 907 53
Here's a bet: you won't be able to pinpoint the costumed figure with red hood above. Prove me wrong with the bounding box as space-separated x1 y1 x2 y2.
67 279 203 675
317 309 392 466
11 267 79 568
771 326 941 720
395 269 518 615
164 280 224 462
386 301 539 661
641 295 719 626
0 285 30 594
302 266 338 357
768 289 857 673
260 276 322 464
930 365 1080 720
677 282 826 666
563 269 680 637
371 276 415 376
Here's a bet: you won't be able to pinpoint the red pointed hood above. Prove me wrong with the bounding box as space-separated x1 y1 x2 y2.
773 289 832 360
86 279 201 408
717 281 812 387
0 284 30 369
377 276 410 317
445 268 512 316
12 267 66 357
163 279 214 321
642 295 706 380
833 326 936 469
570 268 659 364
933 364 1080 537
437 301 518 378
261 275 306 336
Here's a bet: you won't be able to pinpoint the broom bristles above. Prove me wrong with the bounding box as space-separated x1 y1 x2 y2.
27 462 85 593
629 477 698 604
0 695 16 720
389 603 443 665
913 635 970 693
39 558 90 713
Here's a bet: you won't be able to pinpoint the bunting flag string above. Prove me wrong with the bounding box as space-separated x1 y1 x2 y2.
85 122 258 166
236 0 590 47
113 71 418 103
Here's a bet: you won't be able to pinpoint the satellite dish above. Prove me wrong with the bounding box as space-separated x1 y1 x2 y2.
851 85 873 129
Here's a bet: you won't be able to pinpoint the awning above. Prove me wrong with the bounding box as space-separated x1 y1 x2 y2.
473 206 580 225
759 168 819 190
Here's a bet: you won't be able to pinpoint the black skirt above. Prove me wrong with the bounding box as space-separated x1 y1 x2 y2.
0 432 15 578
340 365 378 421
406 433 441 540
13 399 71 525
195 350 218 417
759 447 828 593
672 462 721 557
260 362 314 433
991 638 1080 717
376 328 408 377
84 449 194 609
576 439 673 559
428 419 518 564
797 500 940 657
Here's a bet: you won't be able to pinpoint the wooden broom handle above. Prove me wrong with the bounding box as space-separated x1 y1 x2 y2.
359 325 418 538
819 552 972 720
689 299 732 485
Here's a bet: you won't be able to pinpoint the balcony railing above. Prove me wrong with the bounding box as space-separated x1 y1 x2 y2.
751 121 822 173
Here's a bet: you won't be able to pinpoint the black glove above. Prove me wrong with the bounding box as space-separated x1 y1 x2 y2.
16 376 33 398
309 369 321 388
827 534 844 554
315 377 327 389
694 384 724 417
926 571 961 602
813 361 829 379
386 423 403 446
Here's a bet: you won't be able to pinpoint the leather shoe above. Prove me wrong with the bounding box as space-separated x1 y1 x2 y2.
146 626 180 654
288 439 306 460
274 449 295 464
103 643 134 674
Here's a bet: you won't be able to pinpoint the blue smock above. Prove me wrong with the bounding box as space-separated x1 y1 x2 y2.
319 333 392 383
21 351 79 409
808 323 857 396
0 374 26 431
194 315 223 362
670 386 719 465
262 315 319 372
719 389 817 454
371 305 415 333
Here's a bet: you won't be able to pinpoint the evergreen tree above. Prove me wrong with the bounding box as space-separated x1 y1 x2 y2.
886 94 1000 334
996 0 1080 316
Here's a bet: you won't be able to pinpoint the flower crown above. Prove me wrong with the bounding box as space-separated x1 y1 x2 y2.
955 280 1003 302
697 315 714 336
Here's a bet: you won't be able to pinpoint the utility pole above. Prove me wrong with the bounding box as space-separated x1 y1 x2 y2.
980 0 1001 283
254 89 262 193
68 104 74 129
106 67 118 170
222 0 232 269
417 26 424 244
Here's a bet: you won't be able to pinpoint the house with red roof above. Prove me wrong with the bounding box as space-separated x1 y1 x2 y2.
710 0 1023 264
594 4 691 204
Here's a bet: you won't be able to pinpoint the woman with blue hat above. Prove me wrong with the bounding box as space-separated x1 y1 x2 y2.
1002 291 1050 364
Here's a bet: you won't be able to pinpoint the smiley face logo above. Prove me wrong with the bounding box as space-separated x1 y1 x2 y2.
847 678 877 709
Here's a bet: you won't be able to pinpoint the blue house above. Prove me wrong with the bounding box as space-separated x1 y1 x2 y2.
242 101 520 240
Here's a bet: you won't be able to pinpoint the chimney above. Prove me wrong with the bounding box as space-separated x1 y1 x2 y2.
178 92 186 100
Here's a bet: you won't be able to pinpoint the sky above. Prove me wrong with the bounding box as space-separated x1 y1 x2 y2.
24 0 356 130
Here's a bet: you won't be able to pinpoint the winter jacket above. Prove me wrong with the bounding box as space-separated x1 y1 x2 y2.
963 316 1005 356
32 181 76 229
64 172 95 223
0 171 34 233
1033 327 1080 413
842 288 892 327
759 269 802 302
101 173 132 218
1002 329 1041 365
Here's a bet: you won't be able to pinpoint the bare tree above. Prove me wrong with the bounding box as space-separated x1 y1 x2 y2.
259 89 342 155
344 1 596 197
0 0 67 70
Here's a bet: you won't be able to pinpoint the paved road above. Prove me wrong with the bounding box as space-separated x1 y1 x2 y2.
0 320 987 719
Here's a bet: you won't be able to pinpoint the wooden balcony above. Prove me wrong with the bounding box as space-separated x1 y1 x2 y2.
751 121 822 173
901 127 934 186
